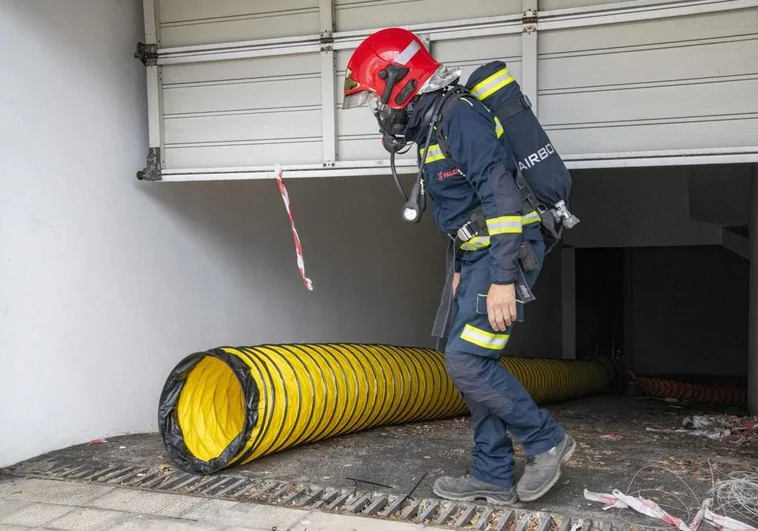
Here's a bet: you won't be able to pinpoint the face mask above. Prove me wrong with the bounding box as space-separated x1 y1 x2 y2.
365 94 410 154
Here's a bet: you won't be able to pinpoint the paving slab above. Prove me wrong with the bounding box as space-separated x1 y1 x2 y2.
183 499 310 529
0 498 30 520
291 511 423 531
0 476 29 498
87 488 205 517
0 477 112 505
0 502 72 527
105 515 224 531
46 507 123 530
224 526 300 531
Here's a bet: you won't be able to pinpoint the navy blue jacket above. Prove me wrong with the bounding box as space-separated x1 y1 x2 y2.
405 90 541 285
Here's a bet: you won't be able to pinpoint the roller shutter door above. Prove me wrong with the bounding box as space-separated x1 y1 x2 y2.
137 0 758 181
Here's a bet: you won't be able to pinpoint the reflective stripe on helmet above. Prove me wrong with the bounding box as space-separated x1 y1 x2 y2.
394 40 420 65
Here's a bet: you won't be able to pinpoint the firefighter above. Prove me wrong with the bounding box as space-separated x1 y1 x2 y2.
343 28 575 505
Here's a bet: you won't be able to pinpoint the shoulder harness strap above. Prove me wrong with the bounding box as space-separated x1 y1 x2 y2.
435 89 476 162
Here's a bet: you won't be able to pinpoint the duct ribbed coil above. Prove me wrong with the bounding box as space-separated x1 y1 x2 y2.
635 376 746 407
159 344 614 474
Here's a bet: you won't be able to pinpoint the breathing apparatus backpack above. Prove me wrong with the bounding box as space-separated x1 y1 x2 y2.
435 60 579 242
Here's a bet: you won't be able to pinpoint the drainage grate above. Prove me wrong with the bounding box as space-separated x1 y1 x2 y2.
6 457 646 531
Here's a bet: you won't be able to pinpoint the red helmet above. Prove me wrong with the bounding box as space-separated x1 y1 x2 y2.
343 28 443 112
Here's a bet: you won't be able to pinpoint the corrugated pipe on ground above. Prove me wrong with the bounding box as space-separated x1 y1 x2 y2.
633 375 747 407
159 344 615 475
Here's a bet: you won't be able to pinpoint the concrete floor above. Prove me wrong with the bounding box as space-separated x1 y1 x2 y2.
0 476 440 530
3 394 756 530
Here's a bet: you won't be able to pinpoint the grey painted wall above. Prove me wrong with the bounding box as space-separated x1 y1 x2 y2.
689 163 754 227
0 0 451 467
564 166 723 248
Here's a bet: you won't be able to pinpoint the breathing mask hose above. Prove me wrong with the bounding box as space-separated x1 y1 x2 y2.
401 97 442 223
390 151 408 201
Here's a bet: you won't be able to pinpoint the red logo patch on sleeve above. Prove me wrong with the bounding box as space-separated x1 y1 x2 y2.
437 168 461 180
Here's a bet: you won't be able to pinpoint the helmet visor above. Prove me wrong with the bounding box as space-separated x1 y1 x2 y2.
343 90 389 118
343 67 367 109
343 90 371 110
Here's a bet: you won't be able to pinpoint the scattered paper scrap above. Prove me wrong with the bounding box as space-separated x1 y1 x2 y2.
682 415 758 442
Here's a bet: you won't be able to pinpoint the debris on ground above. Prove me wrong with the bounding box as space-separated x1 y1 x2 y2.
710 471 758 523
682 415 758 442
584 489 758 531
699 498 758 531
600 434 623 441
584 489 690 531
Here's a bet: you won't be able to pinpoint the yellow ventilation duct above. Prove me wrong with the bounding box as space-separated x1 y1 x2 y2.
159 344 613 474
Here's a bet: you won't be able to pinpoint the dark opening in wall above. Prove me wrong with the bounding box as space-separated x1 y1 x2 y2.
575 245 748 386
575 248 624 362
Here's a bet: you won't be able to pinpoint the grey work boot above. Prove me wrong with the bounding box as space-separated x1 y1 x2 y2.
433 474 518 505
516 434 576 502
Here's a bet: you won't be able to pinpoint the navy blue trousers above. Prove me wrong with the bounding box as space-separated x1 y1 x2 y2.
444 236 565 487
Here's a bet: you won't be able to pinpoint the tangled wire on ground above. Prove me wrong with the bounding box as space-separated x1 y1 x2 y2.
710 471 758 523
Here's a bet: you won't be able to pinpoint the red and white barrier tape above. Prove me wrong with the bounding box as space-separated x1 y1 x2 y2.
274 164 313 290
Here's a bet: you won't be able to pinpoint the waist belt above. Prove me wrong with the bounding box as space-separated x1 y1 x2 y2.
454 176 564 255
454 203 537 252
450 205 538 308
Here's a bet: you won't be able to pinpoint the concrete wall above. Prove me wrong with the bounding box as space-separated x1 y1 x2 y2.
0 0 451 467
689 163 754 227
564 166 723 248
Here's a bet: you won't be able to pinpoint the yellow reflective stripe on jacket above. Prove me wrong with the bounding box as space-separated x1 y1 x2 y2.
420 103 503 163
422 144 445 164
470 68 515 100
486 216 522 235
461 324 510 350
458 213 538 251
460 236 490 251
522 210 541 225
